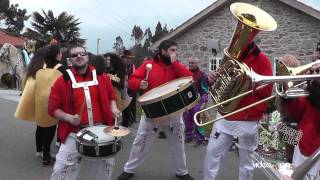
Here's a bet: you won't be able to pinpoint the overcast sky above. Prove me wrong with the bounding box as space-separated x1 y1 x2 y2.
10 0 320 54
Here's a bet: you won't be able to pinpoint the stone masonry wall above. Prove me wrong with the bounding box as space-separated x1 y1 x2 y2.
174 0 320 72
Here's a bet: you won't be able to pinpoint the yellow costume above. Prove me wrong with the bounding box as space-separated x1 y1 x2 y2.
15 64 62 127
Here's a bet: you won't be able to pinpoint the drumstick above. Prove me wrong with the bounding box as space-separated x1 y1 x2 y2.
145 63 152 81
78 102 86 120
114 114 120 130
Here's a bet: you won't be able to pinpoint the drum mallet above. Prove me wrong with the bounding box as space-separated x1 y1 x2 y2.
145 63 152 81
114 115 120 130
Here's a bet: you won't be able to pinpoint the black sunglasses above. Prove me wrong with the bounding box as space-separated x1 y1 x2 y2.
70 52 87 58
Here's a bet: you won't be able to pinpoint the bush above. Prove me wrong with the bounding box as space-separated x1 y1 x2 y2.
1 73 14 88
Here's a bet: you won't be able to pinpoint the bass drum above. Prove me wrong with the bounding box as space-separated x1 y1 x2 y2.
138 77 199 121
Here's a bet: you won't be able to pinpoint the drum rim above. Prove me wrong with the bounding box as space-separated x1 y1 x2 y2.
75 138 119 146
76 125 121 143
138 76 194 105
146 95 200 121
76 141 122 158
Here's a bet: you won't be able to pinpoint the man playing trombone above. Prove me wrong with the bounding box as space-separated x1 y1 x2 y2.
203 41 273 180
276 61 320 179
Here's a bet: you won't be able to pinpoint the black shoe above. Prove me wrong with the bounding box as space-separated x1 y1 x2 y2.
193 141 202 147
185 138 193 144
118 172 134 180
194 140 208 147
176 174 195 180
158 131 166 139
42 154 52 166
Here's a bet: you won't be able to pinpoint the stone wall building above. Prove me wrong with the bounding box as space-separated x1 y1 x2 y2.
151 0 320 72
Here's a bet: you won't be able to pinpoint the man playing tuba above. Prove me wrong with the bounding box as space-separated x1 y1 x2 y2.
204 41 273 180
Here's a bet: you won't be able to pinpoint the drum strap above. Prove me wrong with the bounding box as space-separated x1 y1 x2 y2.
66 69 98 126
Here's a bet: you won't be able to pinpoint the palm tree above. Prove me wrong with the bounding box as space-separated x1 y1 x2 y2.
25 10 85 48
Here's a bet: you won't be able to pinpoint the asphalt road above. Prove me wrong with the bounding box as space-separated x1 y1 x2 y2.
0 91 269 180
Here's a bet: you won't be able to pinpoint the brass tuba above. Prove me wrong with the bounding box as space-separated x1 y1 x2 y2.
211 2 277 113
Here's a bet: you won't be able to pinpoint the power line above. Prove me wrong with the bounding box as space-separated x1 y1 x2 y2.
93 1 134 29
78 0 131 36
89 1 133 33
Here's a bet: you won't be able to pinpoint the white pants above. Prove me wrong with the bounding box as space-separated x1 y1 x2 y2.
124 114 189 176
203 118 259 180
292 146 320 180
51 134 115 180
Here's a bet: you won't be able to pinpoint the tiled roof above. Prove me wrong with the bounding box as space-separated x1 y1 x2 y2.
0 30 26 48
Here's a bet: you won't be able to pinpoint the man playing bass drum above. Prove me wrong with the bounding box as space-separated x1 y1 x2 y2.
118 40 195 180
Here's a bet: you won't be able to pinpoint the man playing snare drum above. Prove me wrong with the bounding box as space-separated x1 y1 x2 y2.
48 44 120 180
117 40 195 180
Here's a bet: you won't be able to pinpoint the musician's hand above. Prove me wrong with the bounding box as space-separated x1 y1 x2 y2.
111 106 120 119
310 62 320 74
110 100 120 119
65 114 81 126
140 80 148 90
170 53 177 63
208 71 220 84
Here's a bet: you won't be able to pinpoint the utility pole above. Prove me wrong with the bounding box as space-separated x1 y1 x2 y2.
97 38 101 55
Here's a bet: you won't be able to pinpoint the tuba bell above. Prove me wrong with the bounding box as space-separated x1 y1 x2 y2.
211 2 277 113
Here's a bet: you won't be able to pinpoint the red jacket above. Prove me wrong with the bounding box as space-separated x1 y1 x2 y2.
128 58 192 94
283 97 320 156
48 66 116 143
226 50 273 121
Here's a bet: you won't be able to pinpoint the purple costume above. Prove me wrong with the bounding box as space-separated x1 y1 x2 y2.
183 68 208 143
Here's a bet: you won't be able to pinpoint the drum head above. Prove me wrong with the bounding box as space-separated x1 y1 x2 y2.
78 125 116 143
138 77 193 104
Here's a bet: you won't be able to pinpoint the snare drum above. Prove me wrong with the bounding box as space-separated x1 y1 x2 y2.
76 125 121 158
138 77 199 120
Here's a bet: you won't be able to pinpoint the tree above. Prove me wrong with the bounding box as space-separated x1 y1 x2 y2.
143 27 153 49
113 35 125 55
5 4 29 35
0 0 29 35
111 21 173 66
131 25 143 46
25 10 84 48
162 24 169 35
152 21 163 43
0 0 9 20
131 27 154 66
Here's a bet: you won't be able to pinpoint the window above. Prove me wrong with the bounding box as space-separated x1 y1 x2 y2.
209 56 222 71
273 57 282 76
